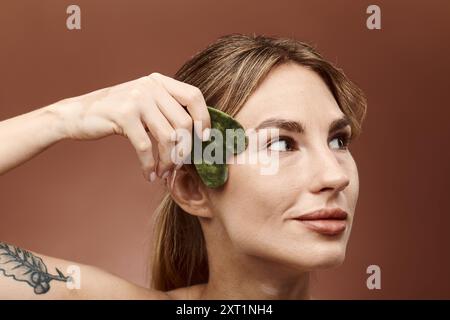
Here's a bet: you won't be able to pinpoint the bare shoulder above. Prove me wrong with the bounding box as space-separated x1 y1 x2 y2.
165 283 206 300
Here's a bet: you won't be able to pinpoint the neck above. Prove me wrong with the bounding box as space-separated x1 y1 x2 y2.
199 253 312 300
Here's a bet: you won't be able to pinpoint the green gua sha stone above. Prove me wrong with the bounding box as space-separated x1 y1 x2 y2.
190 106 248 188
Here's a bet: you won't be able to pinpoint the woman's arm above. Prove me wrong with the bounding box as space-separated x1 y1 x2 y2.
0 108 170 299
0 104 66 176
0 73 212 299
1 73 211 179
0 241 170 299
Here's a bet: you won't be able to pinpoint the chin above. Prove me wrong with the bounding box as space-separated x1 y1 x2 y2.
304 243 348 270
238 235 349 272
279 241 348 272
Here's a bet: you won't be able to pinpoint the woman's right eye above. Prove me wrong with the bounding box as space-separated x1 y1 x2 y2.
266 136 295 152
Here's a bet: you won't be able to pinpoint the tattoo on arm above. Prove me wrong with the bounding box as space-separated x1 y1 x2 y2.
0 242 71 294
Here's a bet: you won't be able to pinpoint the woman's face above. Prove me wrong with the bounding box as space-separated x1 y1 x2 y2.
206 62 359 272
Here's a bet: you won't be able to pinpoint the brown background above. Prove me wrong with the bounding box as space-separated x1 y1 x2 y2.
1 0 449 299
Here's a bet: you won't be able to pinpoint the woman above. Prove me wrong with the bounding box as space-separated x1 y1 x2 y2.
0 33 367 299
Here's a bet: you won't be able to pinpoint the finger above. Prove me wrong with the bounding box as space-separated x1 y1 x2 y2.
147 73 211 141
141 105 177 178
165 167 178 191
122 120 156 181
150 83 193 167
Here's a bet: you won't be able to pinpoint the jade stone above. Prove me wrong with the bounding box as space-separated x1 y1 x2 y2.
190 106 248 188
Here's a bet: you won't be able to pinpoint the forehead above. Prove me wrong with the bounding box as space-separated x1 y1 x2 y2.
235 62 344 129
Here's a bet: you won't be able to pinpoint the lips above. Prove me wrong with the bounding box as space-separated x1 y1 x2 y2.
293 208 348 236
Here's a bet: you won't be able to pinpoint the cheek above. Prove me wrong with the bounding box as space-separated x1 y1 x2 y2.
214 148 307 227
224 163 278 213
346 155 360 211
210 162 288 240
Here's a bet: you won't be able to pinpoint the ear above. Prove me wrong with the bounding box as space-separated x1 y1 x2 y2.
164 165 214 218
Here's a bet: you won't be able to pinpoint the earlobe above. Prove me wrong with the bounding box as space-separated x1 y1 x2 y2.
165 166 214 218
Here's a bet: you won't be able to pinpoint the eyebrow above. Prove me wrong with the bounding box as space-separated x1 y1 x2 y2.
254 115 351 135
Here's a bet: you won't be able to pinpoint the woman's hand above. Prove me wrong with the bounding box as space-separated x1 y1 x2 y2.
50 73 211 181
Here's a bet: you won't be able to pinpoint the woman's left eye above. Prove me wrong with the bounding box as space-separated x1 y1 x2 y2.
329 132 352 150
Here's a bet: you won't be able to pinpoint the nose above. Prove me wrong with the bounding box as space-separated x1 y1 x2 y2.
308 147 350 194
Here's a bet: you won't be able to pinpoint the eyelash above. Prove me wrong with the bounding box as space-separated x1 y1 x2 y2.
266 132 352 151
331 131 352 150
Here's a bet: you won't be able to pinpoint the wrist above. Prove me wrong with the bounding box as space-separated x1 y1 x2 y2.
41 101 71 142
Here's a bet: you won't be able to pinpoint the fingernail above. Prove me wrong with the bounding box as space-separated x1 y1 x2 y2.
202 128 211 141
149 171 156 182
161 171 170 179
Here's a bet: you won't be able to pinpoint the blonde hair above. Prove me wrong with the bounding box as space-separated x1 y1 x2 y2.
150 33 367 291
